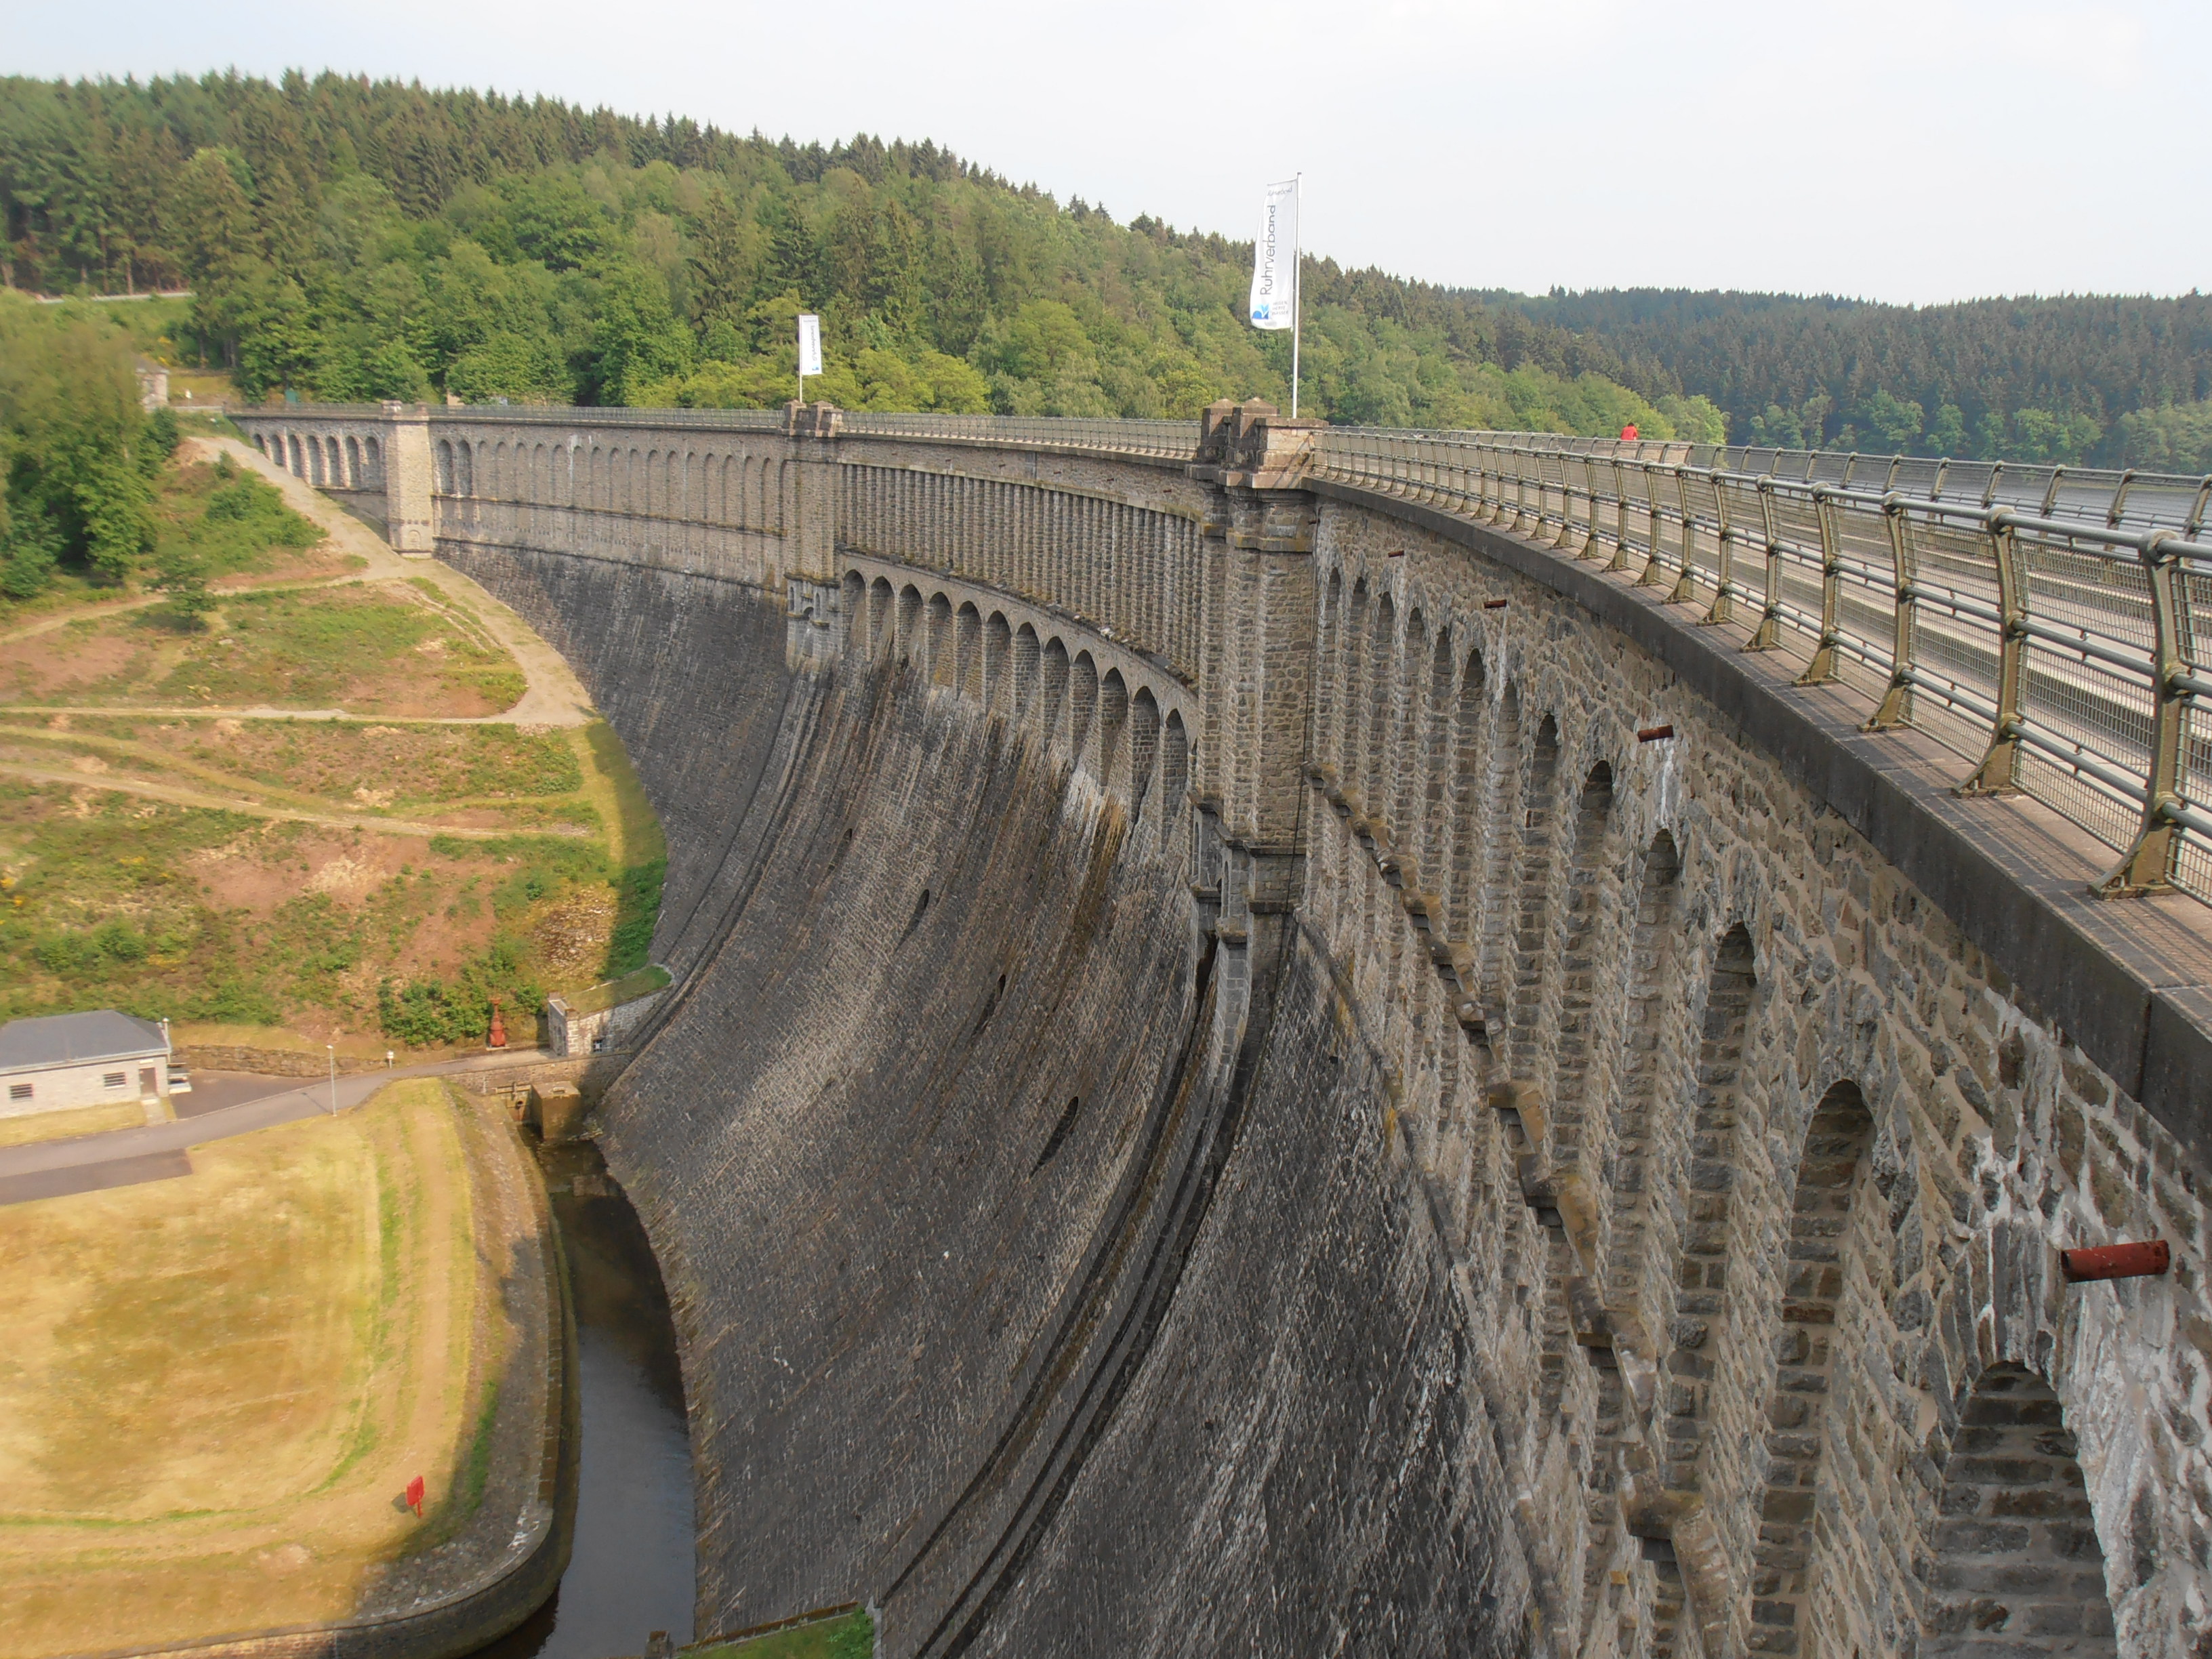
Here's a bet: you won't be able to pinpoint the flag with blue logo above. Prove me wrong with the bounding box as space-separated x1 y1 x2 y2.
1248 179 1299 331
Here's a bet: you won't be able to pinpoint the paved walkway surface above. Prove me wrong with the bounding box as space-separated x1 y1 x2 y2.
0 1048 560 1206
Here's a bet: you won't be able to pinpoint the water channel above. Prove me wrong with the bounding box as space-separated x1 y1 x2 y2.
472 1139 696 1659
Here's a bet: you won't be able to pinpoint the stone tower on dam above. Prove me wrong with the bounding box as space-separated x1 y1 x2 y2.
237 400 2212 1659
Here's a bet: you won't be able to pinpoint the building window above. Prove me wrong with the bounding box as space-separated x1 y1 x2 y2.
104 1071 128 1088
7 1083 30 1101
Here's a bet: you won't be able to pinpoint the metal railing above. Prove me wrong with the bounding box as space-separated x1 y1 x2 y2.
1309 429 2212 904
836 411 1199 457
433 405 786 430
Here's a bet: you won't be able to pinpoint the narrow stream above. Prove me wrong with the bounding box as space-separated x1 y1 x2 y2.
474 1140 696 1658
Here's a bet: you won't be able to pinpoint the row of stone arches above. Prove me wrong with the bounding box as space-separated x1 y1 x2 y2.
434 434 787 532
839 565 1191 830
1311 559 2117 1658
253 428 381 491
836 465 1207 686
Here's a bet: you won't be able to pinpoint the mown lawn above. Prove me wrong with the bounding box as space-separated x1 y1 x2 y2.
0 1080 501 1657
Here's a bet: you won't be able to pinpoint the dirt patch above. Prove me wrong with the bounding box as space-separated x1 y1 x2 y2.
533 886 618 982
0 623 157 701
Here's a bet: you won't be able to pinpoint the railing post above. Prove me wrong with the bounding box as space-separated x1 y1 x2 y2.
1607 459 1633 573
2097 531 2186 895
1795 487 1843 685
1637 468 1667 588
1959 512 2027 794
1748 476 1781 649
1666 469 1698 605
1864 494 1916 730
1702 469 1734 624
1571 455 1599 559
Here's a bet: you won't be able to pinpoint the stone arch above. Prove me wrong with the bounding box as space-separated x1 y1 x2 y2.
1754 1078 1879 1654
1012 623 1041 724
1921 1364 2116 1656
1475 681 1524 1015
842 572 867 654
1391 607 1427 838
896 584 923 665
308 436 327 486
1547 758 1616 1155
1128 687 1160 815
1444 644 1488 941
436 438 454 494
252 433 267 457
344 436 362 486
1603 830 1686 1322
289 433 307 477
1363 590 1397 821
1504 710 1563 1076
1340 579 1369 792
1319 567 1345 764
1416 627 1458 898
926 594 955 687
1040 636 1070 743
1067 651 1099 766
457 442 474 496
983 613 1012 712
363 436 380 486
493 441 509 498
955 602 983 699
1657 920 1759 1496
1096 668 1130 791
868 578 895 659
1160 712 1189 824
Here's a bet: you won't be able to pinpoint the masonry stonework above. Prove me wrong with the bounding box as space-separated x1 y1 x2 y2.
234 400 2212 1659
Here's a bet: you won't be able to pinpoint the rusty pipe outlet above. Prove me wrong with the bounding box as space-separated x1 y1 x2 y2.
2061 1240 2171 1282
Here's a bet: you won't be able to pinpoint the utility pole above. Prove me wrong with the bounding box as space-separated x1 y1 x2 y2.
327 1044 337 1115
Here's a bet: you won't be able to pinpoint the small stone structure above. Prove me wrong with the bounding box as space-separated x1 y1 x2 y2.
546 967 669 1059
226 398 2212 1659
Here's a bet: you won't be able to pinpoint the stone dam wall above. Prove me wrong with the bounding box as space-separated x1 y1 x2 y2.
249 402 2212 1659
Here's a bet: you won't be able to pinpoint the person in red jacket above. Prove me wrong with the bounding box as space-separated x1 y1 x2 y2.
1620 422 1639 441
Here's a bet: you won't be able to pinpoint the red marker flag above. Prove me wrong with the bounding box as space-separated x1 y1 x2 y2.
406 1475 426 1517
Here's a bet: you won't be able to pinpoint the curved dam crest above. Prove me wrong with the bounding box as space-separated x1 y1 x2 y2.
243 401 2212 1659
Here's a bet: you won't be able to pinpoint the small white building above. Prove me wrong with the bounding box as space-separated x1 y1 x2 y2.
0 1010 173 1120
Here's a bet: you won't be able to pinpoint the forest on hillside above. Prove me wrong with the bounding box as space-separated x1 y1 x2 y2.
0 72 1715 438
1506 288 2212 472
4 73 2207 470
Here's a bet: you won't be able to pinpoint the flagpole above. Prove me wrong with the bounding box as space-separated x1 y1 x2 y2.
1290 173 1302 419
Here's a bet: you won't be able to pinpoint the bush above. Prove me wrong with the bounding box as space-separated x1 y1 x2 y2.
377 936 542 1047
33 918 147 973
0 504 62 598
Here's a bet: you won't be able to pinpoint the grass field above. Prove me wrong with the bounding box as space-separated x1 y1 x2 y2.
0 1080 505 1656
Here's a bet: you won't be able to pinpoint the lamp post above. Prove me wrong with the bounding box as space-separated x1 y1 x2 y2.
327 1044 337 1115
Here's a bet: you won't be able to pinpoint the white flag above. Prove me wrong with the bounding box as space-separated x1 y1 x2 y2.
797 313 823 378
1248 179 1299 331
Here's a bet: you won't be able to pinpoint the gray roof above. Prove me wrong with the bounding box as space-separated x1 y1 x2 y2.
0 1010 168 1073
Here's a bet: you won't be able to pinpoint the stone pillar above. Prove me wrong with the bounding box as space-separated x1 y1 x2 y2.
1189 400 1324 922
782 401 842 583
381 402 435 556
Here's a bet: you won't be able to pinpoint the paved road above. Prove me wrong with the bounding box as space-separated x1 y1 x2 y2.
0 1049 560 1206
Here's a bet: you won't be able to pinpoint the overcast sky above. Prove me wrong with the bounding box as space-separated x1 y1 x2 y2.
12 0 2207 305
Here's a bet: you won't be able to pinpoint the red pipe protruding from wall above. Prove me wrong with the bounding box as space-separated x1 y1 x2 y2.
1638 724 1675 743
2061 1240 2170 1282
1482 598 1509 610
